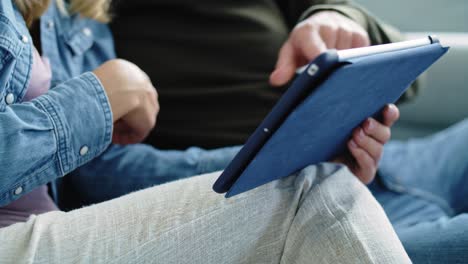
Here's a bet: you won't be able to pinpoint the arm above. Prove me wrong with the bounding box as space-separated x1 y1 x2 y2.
0 72 113 206
274 0 420 102
0 58 159 207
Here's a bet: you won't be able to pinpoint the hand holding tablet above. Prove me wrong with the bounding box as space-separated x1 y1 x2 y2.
214 37 448 197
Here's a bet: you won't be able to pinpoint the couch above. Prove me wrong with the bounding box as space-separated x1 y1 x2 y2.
355 0 468 139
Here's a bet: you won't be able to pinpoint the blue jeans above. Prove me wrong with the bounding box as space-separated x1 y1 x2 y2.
372 118 468 264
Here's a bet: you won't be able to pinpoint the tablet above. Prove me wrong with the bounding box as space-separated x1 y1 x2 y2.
213 36 448 197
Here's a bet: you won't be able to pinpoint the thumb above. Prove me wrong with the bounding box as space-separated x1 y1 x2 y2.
269 42 297 87
382 104 400 127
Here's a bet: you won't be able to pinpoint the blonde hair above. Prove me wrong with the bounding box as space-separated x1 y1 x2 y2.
15 0 111 26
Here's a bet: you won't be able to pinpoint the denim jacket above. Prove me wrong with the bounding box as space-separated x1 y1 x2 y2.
0 0 240 207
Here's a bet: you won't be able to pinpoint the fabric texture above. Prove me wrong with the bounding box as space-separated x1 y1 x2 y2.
0 164 410 264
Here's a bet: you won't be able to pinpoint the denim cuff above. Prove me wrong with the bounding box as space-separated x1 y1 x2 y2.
33 72 113 175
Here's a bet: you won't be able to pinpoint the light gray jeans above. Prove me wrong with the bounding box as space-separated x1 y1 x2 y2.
0 164 410 263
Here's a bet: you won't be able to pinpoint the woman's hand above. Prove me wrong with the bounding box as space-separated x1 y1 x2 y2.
93 59 159 145
270 11 370 87
334 104 400 184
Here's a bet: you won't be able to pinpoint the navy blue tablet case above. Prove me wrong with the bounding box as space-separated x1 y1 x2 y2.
214 41 448 198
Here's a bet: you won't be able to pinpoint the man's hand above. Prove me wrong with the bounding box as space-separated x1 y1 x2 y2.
270 11 370 87
334 104 400 184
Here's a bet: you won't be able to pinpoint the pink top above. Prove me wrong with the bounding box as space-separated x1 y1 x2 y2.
0 47 58 228
24 47 52 101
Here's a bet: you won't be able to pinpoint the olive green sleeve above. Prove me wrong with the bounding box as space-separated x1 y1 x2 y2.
275 0 420 102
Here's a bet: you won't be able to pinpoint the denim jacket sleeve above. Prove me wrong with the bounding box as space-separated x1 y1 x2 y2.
69 144 241 203
0 1 113 206
0 72 113 206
